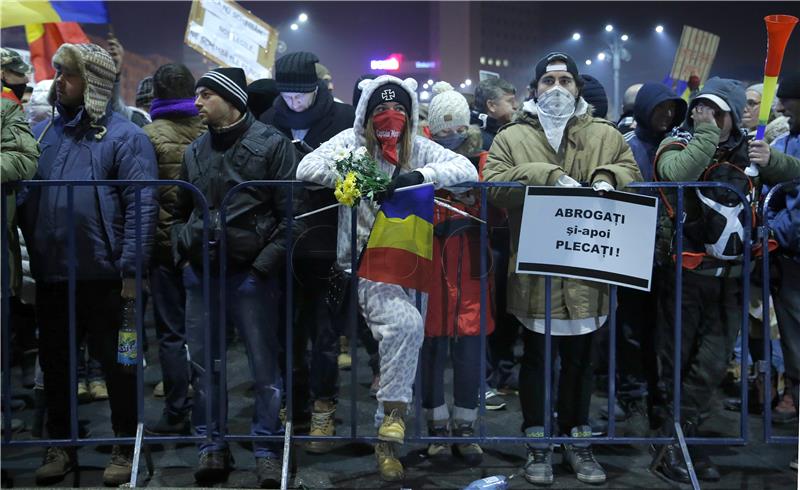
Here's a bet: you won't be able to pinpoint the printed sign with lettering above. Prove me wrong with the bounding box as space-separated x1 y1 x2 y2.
516 187 658 291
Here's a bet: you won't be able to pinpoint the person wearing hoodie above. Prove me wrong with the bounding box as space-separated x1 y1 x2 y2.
618 83 687 426
766 73 800 449
172 67 302 487
484 52 641 486
17 43 158 487
297 75 477 481
262 51 356 450
142 63 206 437
422 81 492 467
653 77 800 483
580 74 608 119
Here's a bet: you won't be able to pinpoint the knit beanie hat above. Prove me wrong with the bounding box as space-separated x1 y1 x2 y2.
49 43 116 128
136 76 153 107
196 67 248 114
365 82 412 118
246 78 279 119
580 74 608 118
533 52 581 88
275 51 319 93
427 81 470 134
777 72 800 99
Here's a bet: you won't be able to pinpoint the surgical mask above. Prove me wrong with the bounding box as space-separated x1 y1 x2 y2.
536 85 577 152
433 131 467 150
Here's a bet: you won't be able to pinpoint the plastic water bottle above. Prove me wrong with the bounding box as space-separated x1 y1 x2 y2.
116 298 137 374
463 475 509 490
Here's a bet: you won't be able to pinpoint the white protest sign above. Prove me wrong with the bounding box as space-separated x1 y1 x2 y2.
184 0 278 82
516 187 658 291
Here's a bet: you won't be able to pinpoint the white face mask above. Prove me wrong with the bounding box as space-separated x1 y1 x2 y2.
536 85 577 152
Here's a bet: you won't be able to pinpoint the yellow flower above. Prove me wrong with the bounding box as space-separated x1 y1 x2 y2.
335 172 361 206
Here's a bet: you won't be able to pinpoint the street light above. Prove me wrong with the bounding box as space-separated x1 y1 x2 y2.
572 32 581 41
605 24 614 32
594 24 631 120
290 23 299 31
620 34 629 41
585 59 592 66
465 79 472 86
655 25 664 33
298 13 308 22
597 52 606 61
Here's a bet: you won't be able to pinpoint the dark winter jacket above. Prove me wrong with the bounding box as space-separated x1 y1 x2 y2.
470 110 505 151
624 83 686 183
172 112 303 276
261 81 355 260
143 113 206 265
20 103 158 283
768 133 800 261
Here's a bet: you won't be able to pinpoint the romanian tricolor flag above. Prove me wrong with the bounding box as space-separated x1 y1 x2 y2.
26 22 90 81
358 183 434 292
1 1 108 28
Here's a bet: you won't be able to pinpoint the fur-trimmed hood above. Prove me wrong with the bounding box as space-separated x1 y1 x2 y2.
353 75 419 144
48 43 116 138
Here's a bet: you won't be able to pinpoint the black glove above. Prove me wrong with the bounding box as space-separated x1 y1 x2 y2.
376 171 424 203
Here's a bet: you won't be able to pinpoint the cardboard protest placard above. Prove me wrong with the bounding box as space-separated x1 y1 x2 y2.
669 25 720 86
184 0 279 82
516 187 658 291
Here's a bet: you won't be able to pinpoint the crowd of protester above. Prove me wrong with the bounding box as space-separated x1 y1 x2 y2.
1 35 799 488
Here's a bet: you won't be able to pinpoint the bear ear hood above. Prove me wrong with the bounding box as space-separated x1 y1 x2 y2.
353 75 419 144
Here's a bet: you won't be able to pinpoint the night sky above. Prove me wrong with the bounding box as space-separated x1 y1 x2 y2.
4 1 800 103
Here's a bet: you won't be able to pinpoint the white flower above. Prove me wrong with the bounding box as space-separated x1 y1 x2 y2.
333 147 351 162
354 146 368 159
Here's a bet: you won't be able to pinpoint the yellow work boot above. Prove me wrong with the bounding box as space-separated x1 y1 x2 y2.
378 402 406 444
306 400 336 454
375 442 404 481
89 380 108 401
77 380 91 404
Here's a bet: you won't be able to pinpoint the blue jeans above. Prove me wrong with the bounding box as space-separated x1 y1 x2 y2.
184 266 283 458
151 263 190 417
421 336 482 421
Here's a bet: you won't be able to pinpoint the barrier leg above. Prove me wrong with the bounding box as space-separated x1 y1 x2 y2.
674 422 700 490
281 420 293 490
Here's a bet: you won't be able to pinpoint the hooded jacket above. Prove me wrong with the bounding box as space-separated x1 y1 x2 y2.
483 96 641 325
654 77 800 266
143 108 206 265
296 75 478 271
767 133 800 262
624 83 686 182
2 88 39 294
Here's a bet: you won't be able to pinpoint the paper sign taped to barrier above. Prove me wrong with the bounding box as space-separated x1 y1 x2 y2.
184 0 279 82
516 187 658 291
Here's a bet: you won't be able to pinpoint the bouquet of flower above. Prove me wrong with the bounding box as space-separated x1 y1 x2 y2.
330 146 390 206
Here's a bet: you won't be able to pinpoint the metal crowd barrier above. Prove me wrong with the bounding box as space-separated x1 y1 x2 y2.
2 178 797 490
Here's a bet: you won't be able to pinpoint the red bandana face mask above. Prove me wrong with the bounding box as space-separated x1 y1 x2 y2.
372 110 407 165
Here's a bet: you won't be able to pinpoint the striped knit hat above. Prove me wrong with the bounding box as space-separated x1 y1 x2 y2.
49 43 116 132
196 68 248 114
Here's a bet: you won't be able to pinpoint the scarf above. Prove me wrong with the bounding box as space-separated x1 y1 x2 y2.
535 85 577 152
209 112 253 152
272 82 334 130
150 98 199 120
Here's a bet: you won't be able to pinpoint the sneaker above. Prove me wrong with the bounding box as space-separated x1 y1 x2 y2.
102 444 133 486
369 375 380 398
194 449 234 483
338 336 352 370
378 407 406 444
89 380 108 401
375 442 403 481
524 427 553 485
562 425 606 484
426 421 450 462
452 420 483 467
306 401 336 454
153 381 165 398
484 389 507 411
791 457 798 470
255 456 281 488
147 412 190 436
35 447 76 485
77 380 91 404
